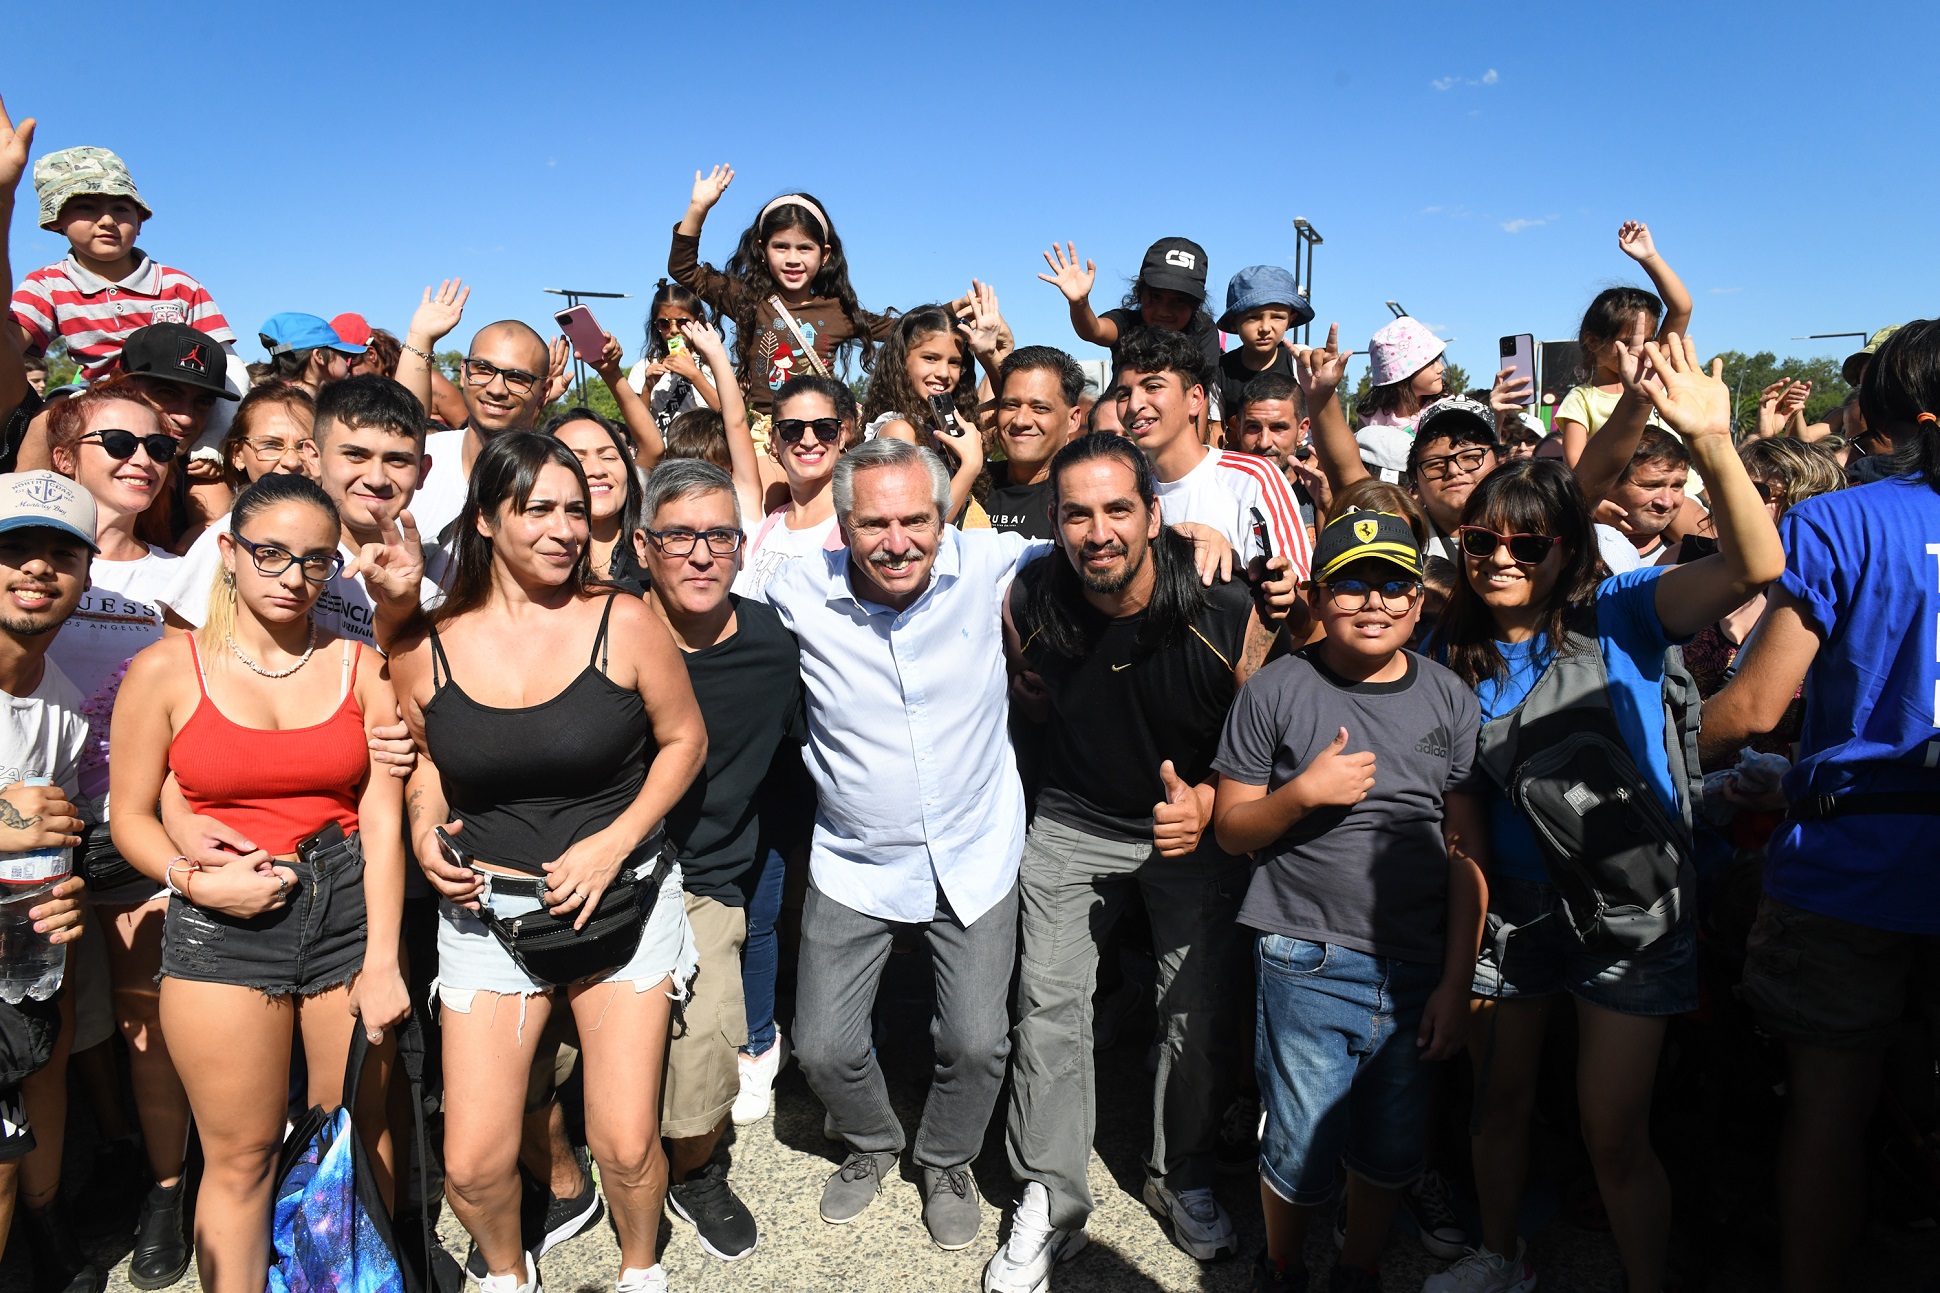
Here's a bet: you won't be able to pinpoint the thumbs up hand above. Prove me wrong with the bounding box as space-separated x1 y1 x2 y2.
1153 760 1211 858
1293 728 1377 811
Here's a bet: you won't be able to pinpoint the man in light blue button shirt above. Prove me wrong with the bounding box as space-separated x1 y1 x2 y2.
766 437 1051 1249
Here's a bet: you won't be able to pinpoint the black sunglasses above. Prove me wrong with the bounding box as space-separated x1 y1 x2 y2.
774 417 843 445
1457 526 1561 566
84 429 181 464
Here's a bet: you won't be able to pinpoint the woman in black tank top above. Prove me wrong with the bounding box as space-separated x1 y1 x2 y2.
391 434 706 1293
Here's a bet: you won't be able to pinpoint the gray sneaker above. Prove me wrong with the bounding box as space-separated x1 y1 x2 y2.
921 1165 983 1251
819 1151 897 1225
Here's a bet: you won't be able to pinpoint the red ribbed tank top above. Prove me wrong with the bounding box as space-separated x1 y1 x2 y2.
168 637 368 854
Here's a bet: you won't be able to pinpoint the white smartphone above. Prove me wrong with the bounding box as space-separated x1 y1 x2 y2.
1498 334 1536 407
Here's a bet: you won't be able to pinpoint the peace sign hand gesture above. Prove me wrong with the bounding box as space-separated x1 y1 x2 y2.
345 509 426 607
1038 242 1096 303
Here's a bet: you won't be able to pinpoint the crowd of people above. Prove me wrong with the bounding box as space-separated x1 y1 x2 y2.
0 95 1934 1293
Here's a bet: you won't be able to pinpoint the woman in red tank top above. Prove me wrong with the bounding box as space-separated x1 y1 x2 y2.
108 475 409 1293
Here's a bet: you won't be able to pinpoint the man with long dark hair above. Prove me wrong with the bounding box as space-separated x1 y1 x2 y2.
986 434 1283 1289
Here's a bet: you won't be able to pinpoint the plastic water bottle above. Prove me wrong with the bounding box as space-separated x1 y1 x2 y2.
0 778 72 1004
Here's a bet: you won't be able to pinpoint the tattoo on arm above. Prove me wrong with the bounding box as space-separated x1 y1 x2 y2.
0 799 41 831
405 788 424 825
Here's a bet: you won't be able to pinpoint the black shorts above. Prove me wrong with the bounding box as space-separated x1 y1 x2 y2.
159 829 368 997
0 1086 31 1163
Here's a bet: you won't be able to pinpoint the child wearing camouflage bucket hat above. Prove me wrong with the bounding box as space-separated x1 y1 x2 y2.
9 144 236 384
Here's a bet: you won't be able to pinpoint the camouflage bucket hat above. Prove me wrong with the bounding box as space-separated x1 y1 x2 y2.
34 146 151 231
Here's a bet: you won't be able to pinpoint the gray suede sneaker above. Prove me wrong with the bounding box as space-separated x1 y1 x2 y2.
819 1151 898 1225
921 1165 983 1251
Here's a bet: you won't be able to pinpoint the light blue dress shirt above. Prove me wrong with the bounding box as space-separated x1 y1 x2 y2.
767 527 1052 924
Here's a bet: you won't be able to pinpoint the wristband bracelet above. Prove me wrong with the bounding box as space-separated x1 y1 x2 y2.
401 342 437 365
165 856 199 899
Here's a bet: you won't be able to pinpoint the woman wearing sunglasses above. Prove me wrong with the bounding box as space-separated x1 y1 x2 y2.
44 380 205 1283
731 372 856 601
1423 338 1784 1293
108 473 410 1293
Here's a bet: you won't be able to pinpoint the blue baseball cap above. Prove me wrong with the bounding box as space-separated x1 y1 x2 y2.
258 312 366 357
1217 265 1315 334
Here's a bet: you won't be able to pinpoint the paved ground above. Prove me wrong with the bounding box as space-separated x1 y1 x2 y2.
13 939 1938 1292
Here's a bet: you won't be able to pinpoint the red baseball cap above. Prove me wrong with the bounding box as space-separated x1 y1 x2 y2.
328 312 373 348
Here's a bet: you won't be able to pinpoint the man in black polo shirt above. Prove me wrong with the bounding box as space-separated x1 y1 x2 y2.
987 433 1283 1291
637 457 806 1265
985 346 1086 540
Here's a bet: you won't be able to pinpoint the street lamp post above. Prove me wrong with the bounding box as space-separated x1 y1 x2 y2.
543 287 632 401
1291 218 1322 344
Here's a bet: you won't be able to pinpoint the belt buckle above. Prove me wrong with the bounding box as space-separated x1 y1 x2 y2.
473 867 494 906
1813 793 1838 820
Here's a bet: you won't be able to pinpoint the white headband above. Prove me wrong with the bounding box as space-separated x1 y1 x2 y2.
758 193 830 240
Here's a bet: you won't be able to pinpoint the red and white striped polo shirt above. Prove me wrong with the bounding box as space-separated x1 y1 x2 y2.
10 252 235 382
1153 446 1314 581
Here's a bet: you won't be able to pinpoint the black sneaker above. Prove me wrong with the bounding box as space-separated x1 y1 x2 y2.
127 1178 192 1290
666 1159 758 1261
1216 1093 1261 1176
538 1145 604 1254
1401 1168 1469 1261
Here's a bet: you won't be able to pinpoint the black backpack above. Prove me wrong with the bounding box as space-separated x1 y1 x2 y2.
1474 606 1702 952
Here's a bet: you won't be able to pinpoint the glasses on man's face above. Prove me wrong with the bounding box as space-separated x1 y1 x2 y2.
463 358 540 395
653 315 696 332
1457 525 1561 566
643 527 745 557
244 437 310 461
774 417 844 445
1323 577 1424 612
1415 445 1491 482
84 429 181 464
233 536 344 584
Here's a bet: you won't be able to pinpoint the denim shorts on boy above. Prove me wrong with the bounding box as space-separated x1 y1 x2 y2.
158 830 366 995
1470 876 1697 1016
435 862 693 1008
1254 934 1441 1205
1741 894 1940 1050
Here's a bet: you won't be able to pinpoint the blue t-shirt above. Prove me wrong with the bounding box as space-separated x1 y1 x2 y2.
1764 476 1940 934
1469 567 1682 882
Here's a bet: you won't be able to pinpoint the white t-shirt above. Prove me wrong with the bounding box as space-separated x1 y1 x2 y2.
49 547 178 800
158 524 443 650
733 512 840 602
410 428 472 548
1152 446 1315 580
0 662 87 801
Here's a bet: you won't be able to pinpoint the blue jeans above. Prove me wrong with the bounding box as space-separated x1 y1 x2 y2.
738 846 786 1057
1254 934 1440 1206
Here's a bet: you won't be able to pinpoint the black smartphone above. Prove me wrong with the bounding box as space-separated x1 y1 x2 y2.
1250 506 1273 563
929 393 967 439
433 826 469 869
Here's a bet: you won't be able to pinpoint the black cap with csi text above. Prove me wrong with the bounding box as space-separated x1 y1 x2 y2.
118 323 239 400
1138 236 1210 303
1313 510 1424 582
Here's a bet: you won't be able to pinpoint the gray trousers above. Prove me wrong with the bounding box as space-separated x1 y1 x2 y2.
1004 813 1248 1230
794 878 1018 1170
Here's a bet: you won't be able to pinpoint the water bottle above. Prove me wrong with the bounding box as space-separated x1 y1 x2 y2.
0 778 72 1004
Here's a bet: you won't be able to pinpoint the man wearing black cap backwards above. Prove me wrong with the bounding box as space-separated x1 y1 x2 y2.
988 432 1285 1288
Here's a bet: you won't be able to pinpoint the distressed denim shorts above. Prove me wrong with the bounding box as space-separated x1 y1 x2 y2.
158 831 367 996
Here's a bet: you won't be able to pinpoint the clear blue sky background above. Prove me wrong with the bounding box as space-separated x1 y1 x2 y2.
8 1 1934 386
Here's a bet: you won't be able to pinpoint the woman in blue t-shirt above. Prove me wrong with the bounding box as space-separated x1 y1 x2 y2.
1423 337 1784 1293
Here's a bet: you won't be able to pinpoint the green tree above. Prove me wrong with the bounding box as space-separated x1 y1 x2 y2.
41 338 79 389
1441 361 1471 398
434 349 465 383
539 376 625 427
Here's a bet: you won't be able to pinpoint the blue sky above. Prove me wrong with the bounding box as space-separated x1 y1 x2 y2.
7 1 1933 388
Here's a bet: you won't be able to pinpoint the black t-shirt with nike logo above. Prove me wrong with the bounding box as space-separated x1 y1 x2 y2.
1212 645 1481 965
1012 571 1254 843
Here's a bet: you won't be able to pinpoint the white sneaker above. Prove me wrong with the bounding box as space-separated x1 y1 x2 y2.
1420 1240 1537 1292
981 1182 1088 1293
731 1030 789 1126
1140 1178 1237 1261
615 1266 666 1293
478 1251 541 1293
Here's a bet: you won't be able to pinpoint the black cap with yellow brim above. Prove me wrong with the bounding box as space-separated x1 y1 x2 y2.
1313 510 1423 581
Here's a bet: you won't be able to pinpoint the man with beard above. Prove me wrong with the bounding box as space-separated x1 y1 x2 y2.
985 433 1282 1289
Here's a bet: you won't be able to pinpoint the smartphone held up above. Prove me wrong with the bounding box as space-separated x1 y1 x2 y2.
554 305 607 364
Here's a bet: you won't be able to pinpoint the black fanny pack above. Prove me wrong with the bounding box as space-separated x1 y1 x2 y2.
474 835 675 987
77 821 145 894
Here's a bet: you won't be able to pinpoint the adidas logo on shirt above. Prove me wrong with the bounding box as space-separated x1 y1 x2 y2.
1416 725 1450 758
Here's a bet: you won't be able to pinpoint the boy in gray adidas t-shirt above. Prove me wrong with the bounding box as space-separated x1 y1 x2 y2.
1211 510 1485 1293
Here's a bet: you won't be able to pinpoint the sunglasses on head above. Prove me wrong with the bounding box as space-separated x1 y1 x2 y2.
774 417 843 445
1457 525 1561 566
84 429 181 464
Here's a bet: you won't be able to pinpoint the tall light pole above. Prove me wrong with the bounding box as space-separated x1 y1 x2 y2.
543 287 631 400
1291 218 1322 344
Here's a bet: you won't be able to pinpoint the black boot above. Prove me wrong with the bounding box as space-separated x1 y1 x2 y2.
22 1197 104 1293
127 1177 192 1290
